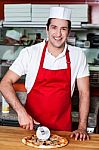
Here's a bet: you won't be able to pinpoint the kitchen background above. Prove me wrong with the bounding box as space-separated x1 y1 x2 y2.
0 0 99 133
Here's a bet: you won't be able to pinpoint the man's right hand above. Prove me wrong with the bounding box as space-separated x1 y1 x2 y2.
17 108 33 130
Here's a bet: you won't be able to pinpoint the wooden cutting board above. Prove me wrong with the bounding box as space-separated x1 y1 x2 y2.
0 126 99 150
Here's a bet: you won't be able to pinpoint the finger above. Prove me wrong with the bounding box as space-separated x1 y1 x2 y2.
29 122 33 130
34 120 40 124
82 133 85 141
25 124 30 130
87 134 90 140
70 130 77 138
22 125 27 129
70 133 74 138
74 132 80 140
82 133 86 141
79 133 83 141
79 133 85 141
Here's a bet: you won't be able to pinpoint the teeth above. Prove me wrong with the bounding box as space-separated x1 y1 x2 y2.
55 38 61 40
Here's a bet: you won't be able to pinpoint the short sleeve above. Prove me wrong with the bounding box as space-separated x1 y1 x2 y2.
9 47 30 76
77 50 90 78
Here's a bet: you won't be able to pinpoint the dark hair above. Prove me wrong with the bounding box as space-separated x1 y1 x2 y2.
46 18 71 31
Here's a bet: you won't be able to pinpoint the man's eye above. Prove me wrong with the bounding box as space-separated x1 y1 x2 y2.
62 27 68 30
51 26 56 29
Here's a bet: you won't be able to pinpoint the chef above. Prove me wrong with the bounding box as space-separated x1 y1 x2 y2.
4 29 22 45
2 30 23 60
0 6 90 141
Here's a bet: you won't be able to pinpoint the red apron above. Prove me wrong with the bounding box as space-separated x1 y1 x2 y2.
25 42 72 131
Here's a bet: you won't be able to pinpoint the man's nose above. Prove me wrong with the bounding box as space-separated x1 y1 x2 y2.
56 29 61 36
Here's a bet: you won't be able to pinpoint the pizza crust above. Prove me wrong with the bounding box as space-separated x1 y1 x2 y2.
22 134 68 148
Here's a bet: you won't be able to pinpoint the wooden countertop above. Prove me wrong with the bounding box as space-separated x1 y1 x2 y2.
0 126 99 150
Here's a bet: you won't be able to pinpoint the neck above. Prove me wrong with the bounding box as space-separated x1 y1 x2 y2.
47 42 65 57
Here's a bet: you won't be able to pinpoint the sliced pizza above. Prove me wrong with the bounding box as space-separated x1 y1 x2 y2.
22 134 68 148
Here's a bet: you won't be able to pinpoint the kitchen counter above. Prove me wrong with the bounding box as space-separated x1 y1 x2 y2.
0 126 99 150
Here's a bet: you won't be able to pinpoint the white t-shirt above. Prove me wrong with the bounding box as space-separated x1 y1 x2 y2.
10 40 89 96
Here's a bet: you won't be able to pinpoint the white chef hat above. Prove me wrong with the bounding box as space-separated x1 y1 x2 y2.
49 6 72 21
6 30 22 41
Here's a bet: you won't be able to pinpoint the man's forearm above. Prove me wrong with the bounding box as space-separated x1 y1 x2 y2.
0 80 25 114
78 92 90 130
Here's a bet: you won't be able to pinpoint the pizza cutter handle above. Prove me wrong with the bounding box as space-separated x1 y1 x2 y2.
33 123 42 131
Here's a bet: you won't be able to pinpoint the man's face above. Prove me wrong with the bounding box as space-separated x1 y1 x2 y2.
46 18 70 49
4 37 18 45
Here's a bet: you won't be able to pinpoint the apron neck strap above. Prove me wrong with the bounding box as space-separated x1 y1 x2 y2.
40 41 48 68
66 50 71 68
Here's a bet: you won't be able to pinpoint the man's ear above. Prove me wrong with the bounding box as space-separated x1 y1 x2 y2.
66 30 71 42
46 26 48 33
68 30 71 36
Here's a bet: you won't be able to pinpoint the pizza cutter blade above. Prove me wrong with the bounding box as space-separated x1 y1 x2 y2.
39 127 45 135
36 126 51 141
33 122 50 141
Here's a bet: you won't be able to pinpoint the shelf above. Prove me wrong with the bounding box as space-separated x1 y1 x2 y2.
82 23 99 29
2 21 83 29
71 22 82 29
3 21 46 28
3 21 99 30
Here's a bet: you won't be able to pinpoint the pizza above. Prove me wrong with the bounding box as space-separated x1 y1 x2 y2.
22 134 68 148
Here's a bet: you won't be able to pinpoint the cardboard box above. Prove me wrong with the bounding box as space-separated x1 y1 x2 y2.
4 4 32 22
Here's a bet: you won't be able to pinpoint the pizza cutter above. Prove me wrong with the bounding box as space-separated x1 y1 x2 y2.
33 123 50 141
36 126 50 141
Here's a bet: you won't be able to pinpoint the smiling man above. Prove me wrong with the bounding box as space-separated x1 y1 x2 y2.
0 6 90 141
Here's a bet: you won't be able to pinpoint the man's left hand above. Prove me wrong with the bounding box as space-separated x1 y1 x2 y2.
70 129 89 141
